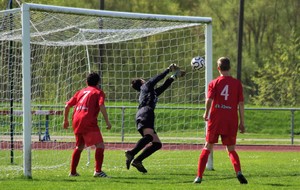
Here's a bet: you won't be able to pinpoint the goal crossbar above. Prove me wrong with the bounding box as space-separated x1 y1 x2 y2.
26 3 212 23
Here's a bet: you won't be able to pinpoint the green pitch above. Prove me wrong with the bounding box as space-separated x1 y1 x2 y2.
0 150 299 190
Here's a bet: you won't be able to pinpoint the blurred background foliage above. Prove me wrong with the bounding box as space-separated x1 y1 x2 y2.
1 0 299 106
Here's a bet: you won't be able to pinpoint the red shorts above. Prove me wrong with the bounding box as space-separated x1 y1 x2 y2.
75 130 103 147
206 132 236 146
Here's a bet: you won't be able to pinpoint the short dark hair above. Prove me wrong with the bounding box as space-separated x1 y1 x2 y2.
217 57 231 71
131 78 143 91
87 72 100 86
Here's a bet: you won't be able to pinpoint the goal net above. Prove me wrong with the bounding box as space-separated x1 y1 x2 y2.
0 3 212 178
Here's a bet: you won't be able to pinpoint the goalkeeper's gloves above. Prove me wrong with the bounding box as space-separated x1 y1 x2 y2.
171 69 186 79
168 63 179 72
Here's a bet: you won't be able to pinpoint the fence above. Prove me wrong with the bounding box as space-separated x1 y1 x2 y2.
112 106 300 145
243 107 300 145
0 106 299 145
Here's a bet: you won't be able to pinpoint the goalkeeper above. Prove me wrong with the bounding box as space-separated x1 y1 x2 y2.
125 64 185 173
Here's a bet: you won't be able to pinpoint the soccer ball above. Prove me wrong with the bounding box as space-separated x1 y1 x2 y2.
191 56 205 70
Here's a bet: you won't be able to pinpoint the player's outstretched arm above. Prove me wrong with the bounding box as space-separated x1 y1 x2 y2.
155 65 186 96
147 65 174 89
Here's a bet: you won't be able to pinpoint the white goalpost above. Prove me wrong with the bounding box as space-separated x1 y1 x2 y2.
0 3 212 178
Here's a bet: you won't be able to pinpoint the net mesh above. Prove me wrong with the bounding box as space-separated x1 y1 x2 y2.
0 7 208 177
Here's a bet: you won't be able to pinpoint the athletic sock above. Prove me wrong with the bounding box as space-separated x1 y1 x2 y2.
197 148 210 178
95 148 104 172
71 148 82 174
228 150 241 174
134 142 162 162
130 134 153 156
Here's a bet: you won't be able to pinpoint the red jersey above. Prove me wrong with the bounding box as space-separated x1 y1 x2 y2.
66 86 105 134
207 76 244 135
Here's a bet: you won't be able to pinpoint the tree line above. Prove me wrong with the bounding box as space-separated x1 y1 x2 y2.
1 0 299 106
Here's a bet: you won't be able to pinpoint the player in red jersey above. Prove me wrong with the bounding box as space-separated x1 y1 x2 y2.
194 57 248 184
63 72 112 177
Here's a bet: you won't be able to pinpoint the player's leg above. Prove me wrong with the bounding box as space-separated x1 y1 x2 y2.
70 134 85 176
84 130 108 177
128 127 153 156
224 136 248 184
227 145 247 184
130 128 160 173
94 142 104 172
227 145 241 173
194 142 214 183
134 129 162 162
194 130 218 184
93 142 108 177
125 122 153 169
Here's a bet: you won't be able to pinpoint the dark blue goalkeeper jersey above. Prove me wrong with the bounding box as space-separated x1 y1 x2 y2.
138 69 173 109
136 69 174 132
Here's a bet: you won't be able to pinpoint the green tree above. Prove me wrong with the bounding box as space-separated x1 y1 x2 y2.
251 30 300 106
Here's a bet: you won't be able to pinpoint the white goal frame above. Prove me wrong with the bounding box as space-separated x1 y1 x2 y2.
20 3 213 178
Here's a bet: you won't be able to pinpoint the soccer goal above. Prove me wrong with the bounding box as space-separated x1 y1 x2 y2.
0 3 212 178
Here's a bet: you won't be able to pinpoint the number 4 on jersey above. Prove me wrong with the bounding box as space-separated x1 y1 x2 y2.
221 85 229 100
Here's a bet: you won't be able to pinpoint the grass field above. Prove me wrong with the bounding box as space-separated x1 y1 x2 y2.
0 104 299 189
0 150 299 190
